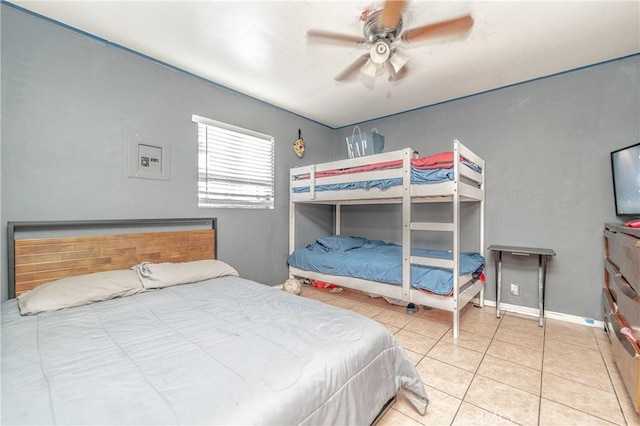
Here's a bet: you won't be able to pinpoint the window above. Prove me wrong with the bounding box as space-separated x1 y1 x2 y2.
192 114 274 209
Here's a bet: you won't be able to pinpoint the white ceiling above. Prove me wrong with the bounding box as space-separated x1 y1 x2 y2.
11 1 640 128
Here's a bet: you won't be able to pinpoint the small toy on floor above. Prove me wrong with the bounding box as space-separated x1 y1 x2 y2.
282 278 302 295
311 279 339 289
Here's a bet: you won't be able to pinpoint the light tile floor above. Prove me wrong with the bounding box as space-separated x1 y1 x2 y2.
299 285 640 426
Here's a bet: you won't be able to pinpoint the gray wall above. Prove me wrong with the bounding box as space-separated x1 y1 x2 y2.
334 56 640 320
2 4 639 322
0 5 335 301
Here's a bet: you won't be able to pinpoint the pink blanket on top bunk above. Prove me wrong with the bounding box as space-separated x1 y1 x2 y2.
297 152 464 180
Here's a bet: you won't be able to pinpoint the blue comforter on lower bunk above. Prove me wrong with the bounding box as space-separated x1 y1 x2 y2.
287 236 485 296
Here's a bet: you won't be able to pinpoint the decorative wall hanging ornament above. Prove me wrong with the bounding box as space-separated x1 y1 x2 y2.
294 129 305 158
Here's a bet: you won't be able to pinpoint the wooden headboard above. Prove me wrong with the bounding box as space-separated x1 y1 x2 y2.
8 218 217 298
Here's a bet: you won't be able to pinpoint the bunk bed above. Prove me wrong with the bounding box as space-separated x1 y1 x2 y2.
288 140 485 339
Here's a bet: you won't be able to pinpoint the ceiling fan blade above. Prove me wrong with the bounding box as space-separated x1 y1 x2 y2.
307 29 366 47
335 54 370 81
381 0 407 29
401 14 474 43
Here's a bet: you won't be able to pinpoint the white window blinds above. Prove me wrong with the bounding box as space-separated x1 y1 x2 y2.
192 114 274 209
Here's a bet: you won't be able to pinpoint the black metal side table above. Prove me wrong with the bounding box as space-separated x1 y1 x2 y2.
487 245 556 327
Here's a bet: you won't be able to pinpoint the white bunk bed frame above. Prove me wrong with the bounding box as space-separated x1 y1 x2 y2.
289 140 485 339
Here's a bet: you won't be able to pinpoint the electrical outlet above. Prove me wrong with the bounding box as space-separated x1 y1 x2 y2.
510 283 520 296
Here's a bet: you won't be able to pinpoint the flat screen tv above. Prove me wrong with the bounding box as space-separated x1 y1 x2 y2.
611 142 640 217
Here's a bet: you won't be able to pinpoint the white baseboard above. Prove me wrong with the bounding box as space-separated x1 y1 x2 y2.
277 286 603 329
473 298 604 329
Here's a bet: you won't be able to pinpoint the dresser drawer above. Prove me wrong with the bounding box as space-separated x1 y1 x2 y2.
604 228 640 294
608 311 640 414
605 260 640 332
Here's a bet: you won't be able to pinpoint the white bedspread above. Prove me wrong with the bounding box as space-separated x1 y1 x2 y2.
1 276 427 425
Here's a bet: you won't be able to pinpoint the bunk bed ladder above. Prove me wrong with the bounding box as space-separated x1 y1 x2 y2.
455 139 486 312
452 141 461 339
402 149 412 301
408 142 463 338
478 156 485 309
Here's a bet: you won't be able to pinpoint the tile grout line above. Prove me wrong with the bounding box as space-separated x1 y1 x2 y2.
446 309 506 426
594 329 631 426
605 341 633 425
541 371 629 425
604 350 631 425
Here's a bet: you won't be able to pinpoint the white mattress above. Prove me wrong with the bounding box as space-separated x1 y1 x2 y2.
1 276 428 425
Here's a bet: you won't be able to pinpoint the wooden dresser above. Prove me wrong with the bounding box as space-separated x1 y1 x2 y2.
603 223 640 414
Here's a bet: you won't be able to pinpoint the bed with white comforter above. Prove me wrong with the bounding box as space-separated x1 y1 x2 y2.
1 275 428 425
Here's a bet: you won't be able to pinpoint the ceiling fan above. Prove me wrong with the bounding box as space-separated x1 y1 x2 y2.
307 0 474 83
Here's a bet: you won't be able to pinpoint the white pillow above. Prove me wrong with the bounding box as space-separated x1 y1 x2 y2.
132 259 239 289
17 269 143 315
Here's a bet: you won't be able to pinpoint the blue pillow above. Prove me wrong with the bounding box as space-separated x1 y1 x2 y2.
316 235 367 252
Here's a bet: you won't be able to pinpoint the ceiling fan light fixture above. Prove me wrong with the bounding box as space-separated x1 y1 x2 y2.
360 58 379 78
369 40 391 64
388 49 408 73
